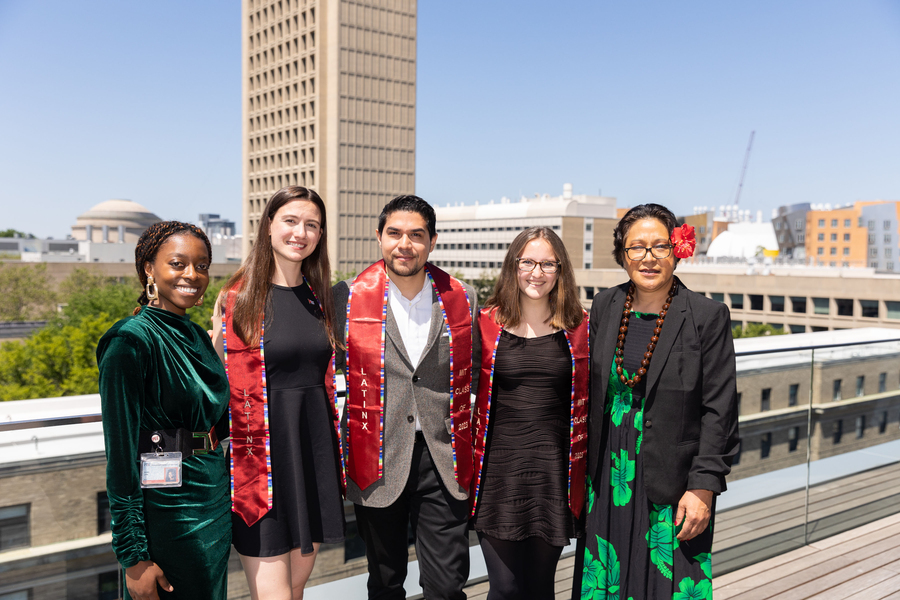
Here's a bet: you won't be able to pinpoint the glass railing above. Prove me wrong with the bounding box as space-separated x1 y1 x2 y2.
712 332 900 576
2 334 900 597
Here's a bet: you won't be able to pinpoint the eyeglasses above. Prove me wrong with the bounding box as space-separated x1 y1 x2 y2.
624 245 674 260
516 258 560 274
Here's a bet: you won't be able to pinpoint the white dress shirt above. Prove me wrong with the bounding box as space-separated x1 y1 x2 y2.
389 276 433 367
388 275 433 430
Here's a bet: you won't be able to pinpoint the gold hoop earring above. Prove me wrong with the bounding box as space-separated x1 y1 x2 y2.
195 294 204 306
146 276 158 301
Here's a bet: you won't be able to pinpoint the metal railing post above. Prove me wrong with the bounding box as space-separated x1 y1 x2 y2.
804 348 814 545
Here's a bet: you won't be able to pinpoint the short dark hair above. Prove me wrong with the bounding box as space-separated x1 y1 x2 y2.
377 195 437 239
612 203 680 268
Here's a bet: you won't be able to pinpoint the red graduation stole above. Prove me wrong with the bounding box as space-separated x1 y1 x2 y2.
470 307 590 518
223 283 343 527
345 260 474 491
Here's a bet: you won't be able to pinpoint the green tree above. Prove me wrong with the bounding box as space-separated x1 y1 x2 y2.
331 269 358 285
0 269 235 401
0 263 57 321
187 277 229 330
56 268 141 325
0 229 34 239
0 269 134 400
732 323 787 338
448 270 498 307
466 270 499 304
0 313 114 400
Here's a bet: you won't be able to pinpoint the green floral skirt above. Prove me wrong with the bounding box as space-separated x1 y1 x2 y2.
573 361 714 600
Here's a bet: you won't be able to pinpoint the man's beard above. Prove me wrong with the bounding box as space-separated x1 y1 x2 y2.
386 254 424 278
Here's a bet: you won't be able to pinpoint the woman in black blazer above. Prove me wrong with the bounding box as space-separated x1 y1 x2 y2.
573 204 739 600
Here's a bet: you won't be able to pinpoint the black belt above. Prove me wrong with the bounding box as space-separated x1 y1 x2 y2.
137 427 219 457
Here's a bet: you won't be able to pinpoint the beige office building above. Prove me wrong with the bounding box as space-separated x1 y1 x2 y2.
577 264 900 332
242 0 417 272
430 184 619 279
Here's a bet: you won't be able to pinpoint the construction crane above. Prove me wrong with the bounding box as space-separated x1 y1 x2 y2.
733 130 755 206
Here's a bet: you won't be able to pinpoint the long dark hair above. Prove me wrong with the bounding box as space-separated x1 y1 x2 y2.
612 203 680 268
485 226 583 330
223 186 338 349
134 221 212 312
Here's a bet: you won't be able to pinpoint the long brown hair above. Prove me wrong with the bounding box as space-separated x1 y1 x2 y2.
485 226 583 330
223 186 338 349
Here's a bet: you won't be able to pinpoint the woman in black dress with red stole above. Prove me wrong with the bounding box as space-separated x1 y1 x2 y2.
470 226 589 600
212 186 344 600
573 204 739 600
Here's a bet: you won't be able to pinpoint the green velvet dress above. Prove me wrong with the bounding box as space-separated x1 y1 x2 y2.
97 306 231 600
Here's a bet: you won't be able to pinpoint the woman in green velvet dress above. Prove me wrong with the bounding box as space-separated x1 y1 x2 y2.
98 221 231 600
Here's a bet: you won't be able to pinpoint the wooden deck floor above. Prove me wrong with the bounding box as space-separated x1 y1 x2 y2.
466 512 900 600
714 461 900 574
715 511 900 600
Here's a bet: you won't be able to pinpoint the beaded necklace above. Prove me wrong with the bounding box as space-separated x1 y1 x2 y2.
615 280 676 388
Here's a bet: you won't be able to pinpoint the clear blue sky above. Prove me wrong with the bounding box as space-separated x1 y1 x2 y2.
1 0 898 238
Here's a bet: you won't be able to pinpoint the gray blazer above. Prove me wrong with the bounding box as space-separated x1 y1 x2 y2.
333 275 478 508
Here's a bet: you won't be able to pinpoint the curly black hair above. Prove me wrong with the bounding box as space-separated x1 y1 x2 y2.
134 221 212 307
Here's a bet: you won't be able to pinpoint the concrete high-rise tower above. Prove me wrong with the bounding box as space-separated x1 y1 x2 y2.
242 0 417 272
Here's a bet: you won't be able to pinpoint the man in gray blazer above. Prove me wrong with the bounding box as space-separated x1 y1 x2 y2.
333 195 477 600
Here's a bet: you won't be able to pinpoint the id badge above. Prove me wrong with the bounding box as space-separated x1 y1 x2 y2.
140 452 183 488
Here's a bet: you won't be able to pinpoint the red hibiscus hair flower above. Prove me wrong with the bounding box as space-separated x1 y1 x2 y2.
671 224 696 259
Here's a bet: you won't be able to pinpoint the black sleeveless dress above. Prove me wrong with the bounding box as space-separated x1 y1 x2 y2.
231 282 345 556
471 329 581 546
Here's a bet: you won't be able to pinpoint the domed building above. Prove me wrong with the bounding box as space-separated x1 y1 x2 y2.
706 221 779 259
71 199 162 243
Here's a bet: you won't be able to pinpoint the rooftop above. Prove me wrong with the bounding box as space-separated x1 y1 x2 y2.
734 327 900 372
435 184 617 221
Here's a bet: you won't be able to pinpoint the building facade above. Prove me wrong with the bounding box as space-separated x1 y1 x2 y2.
729 330 900 479
772 202 810 260
860 202 900 273
678 212 715 256
804 205 868 268
429 185 618 280
242 0 417 272
70 200 162 245
576 265 900 333
0 397 116 599
199 214 237 238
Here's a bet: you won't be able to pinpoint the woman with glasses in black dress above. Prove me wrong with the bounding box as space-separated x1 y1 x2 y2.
470 226 589 599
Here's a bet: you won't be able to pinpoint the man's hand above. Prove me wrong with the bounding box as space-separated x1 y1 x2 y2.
675 489 713 541
125 560 173 600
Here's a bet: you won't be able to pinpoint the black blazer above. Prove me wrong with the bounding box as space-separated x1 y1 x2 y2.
588 278 740 505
